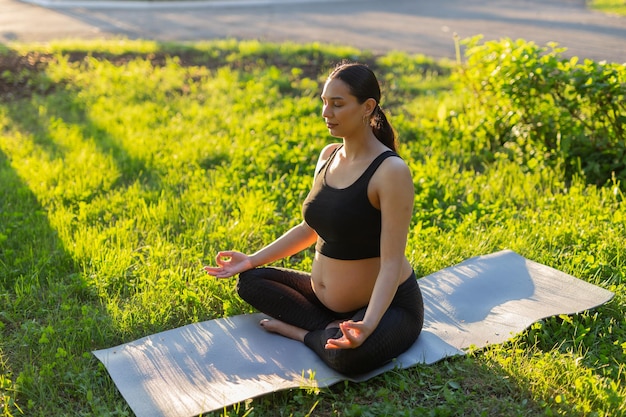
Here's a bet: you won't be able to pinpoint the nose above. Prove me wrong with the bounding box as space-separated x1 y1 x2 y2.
322 103 332 119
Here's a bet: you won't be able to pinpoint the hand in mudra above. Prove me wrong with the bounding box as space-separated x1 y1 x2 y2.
204 251 253 278
324 320 373 350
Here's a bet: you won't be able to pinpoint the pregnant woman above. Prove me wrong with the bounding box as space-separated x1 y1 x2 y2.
205 62 424 375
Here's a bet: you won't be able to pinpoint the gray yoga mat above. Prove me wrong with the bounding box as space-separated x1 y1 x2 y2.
93 250 614 417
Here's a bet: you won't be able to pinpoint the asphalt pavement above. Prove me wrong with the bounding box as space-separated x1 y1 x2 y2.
1 0 625 63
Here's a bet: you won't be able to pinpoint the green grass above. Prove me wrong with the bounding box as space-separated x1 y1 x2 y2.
0 39 625 416
589 0 626 16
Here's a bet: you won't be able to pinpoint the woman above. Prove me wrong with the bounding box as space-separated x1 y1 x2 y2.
204 62 424 375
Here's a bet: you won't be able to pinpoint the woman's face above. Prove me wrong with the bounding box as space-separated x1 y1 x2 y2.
321 78 371 139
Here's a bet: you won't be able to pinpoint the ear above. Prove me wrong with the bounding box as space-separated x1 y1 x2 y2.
363 98 377 117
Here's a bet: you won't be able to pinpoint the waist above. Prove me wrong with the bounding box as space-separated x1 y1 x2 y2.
312 252 382 278
310 252 413 312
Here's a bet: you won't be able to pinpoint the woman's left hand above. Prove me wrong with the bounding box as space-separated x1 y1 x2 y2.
324 320 374 350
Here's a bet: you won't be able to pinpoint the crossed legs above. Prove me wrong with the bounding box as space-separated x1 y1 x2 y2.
237 267 424 375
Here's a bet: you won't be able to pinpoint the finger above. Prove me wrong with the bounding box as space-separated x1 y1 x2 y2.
210 271 233 279
325 337 350 350
203 266 223 276
215 251 232 266
339 322 359 342
204 265 234 277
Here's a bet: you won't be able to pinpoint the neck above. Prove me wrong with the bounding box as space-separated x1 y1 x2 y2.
341 132 384 161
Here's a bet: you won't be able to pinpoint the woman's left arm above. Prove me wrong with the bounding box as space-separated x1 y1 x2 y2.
325 157 414 349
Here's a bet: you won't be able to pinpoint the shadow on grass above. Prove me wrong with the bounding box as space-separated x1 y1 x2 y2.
0 138 129 415
0 45 132 416
0 48 162 196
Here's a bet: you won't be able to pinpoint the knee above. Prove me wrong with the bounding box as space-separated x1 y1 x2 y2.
324 349 376 375
236 268 262 302
304 332 372 375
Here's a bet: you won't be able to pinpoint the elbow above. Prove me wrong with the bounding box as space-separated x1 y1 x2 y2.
299 221 318 245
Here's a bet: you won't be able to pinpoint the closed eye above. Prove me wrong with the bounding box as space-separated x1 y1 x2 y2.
321 96 345 107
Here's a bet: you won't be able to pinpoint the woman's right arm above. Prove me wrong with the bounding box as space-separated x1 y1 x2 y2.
204 220 317 278
249 220 318 267
204 143 339 279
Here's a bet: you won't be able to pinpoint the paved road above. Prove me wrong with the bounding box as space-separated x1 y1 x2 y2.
1 0 625 63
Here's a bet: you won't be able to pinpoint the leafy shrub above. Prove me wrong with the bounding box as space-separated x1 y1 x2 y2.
451 36 626 188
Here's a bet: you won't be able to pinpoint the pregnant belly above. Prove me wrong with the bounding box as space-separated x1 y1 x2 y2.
310 253 380 313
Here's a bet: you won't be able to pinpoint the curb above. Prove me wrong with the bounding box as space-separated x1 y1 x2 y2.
20 0 356 9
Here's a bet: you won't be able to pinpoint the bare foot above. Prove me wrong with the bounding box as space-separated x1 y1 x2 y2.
259 319 307 342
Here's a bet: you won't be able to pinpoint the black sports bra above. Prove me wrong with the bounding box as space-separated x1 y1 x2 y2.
302 146 399 260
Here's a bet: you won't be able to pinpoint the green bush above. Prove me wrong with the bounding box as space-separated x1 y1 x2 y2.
451 36 626 188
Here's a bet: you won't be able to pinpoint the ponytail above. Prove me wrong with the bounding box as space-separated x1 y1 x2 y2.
370 105 397 152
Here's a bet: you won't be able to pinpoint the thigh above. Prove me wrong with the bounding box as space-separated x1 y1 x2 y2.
237 267 337 330
304 274 424 375
361 275 424 355
254 267 321 305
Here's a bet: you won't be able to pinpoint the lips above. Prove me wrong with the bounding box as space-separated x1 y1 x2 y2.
326 123 337 129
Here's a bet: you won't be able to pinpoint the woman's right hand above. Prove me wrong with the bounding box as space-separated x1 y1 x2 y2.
203 251 254 278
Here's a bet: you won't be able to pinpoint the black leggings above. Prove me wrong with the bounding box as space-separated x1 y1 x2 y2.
237 267 424 375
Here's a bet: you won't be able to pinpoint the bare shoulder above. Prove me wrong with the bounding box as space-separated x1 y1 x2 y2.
371 154 414 194
369 154 413 213
378 154 412 181
314 143 341 173
319 143 342 160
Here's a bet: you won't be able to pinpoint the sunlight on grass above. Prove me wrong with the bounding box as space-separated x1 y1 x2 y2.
589 0 626 15
1 39 624 416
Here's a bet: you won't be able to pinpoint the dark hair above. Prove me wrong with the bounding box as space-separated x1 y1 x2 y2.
327 62 397 152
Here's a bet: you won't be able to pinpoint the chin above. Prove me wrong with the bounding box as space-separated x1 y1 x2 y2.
328 130 342 139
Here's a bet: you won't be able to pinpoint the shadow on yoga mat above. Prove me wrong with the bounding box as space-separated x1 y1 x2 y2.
93 250 614 417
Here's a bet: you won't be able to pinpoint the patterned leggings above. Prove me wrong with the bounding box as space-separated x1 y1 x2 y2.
237 267 424 375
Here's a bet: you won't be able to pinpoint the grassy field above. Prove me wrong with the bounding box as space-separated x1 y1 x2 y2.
0 38 625 416
590 0 626 16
